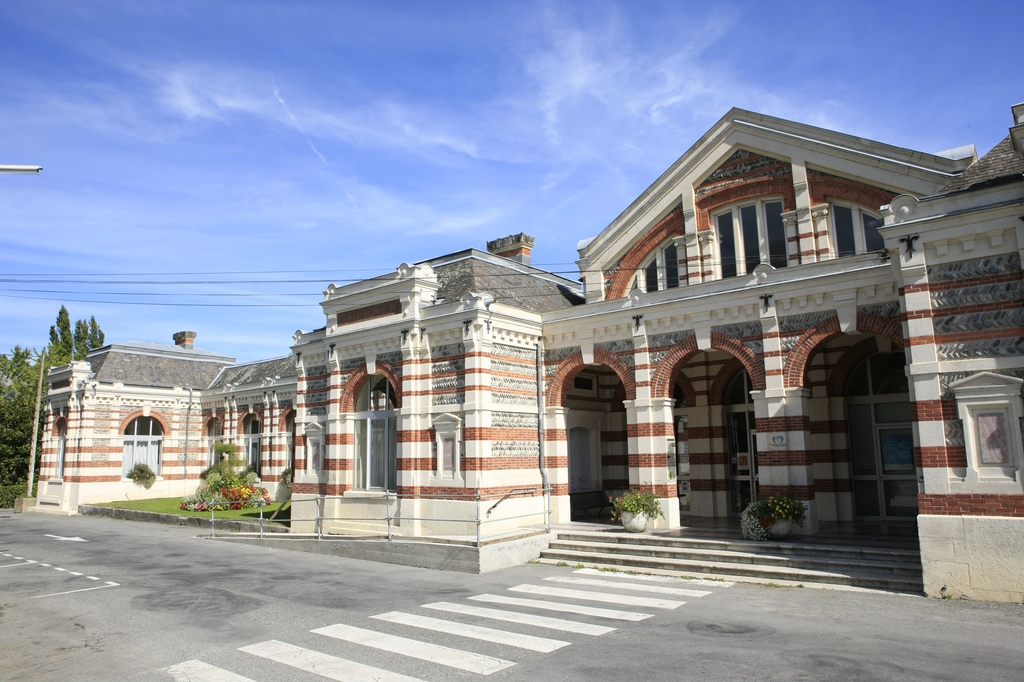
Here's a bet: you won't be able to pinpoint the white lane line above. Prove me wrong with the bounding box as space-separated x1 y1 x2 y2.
469 594 652 622
0 560 37 569
423 601 615 636
32 581 120 599
509 584 684 610
313 623 515 675
167 659 258 682
241 640 424 682
14 556 23 560
69 572 83 576
54 567 67 572
86 576 99 581
574 568 733 587
372 611 569 653
546 575 711 597
39 563 51 567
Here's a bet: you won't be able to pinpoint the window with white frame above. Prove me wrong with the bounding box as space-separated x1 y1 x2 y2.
242 414 262 475
54 418 67 480
830 203 884 257
123 416 163 478
432 413 462 477
715 198 788 279
640 242 683 293
353 375 397 491
206 417 223 466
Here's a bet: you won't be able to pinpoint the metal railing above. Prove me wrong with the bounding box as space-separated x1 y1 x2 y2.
208 486 551 548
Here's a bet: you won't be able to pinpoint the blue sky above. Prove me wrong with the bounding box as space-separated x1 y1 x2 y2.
1 0 1021 362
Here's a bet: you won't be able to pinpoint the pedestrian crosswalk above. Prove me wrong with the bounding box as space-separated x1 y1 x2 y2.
164 567 722 681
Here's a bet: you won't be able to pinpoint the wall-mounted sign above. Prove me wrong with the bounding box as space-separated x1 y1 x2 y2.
770 433 787 448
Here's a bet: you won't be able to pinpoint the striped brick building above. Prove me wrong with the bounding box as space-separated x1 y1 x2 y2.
38 103 1024 601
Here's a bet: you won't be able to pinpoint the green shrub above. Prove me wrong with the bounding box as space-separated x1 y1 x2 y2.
0 485 25 508
741 496 807 541
127 463 156 489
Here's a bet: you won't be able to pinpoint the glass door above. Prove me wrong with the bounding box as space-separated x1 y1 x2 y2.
727 410 758 514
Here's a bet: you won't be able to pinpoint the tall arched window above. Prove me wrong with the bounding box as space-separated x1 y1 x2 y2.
354 375 397 491
242 414 262 475
123 416 163 477
54 418 68 480
206 417 223 466
285 412 296 472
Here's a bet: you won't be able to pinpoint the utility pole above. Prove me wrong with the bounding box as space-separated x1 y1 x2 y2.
26 349 46 498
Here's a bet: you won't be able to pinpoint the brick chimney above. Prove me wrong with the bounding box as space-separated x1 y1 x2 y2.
486 232 535 265
173 331 197 349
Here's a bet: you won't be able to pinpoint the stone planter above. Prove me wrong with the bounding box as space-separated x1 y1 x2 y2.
768 518 793 539
620 511 649 533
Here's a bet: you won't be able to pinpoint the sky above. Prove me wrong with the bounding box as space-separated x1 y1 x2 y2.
1 0 1021 363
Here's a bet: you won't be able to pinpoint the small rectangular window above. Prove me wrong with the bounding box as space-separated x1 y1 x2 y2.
443 438 455 471
573 376 594 391
644 259 658 292
664 244 679 288
764 201 787 268
717 213 737 278
862 212 885 252
977 411 1011 465
833 205 856 257
740 205 759 274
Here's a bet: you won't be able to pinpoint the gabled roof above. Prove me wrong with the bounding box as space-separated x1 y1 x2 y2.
207 356 297 390
938 136 1024 194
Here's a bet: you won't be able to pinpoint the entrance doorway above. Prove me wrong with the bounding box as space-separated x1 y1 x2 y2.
723 371 758 514
568 427 598 493
845 352 918 520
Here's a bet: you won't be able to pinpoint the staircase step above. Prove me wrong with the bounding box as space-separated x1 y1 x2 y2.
538 547 922 592
553 531 920 564
545 539 921 577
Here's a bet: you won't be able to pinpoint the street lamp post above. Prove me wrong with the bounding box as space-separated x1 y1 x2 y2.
26 349 46 498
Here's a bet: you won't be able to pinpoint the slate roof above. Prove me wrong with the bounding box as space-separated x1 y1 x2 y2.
432 256 584 313
207 356 298 390
88 343 235 389
940 136 1024 194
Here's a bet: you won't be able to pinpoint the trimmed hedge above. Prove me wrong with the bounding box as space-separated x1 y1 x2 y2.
0 485 27 508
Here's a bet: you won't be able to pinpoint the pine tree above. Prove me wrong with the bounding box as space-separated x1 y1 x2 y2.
73 318 90 361
48 306 74 366
87 317 105 350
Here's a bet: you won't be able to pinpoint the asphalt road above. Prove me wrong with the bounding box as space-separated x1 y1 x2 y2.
0 511 1022 682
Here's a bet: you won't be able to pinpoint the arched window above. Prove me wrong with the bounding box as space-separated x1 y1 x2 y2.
206 417 223 466
641 242 683 293
123 416 163 477
354 375 397 491
242 414 262 475
54 418 68 480
285 411 296 472
845 352 916 520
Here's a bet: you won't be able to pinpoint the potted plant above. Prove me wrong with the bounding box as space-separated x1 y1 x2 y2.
610 489 664 532
740 496 806 540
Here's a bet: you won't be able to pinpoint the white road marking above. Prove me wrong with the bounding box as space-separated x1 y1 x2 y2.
469 594 652 621
43 534 87 542
313 623 515 675
69 572 82 576
39 563 51 567
423 601 615 636
546 575 711 597
0 560 37 569
509 584 684 610
167 659 258 682
87 576 99 581
32 581 120 599
372 611 569 653
54 567 67 572
14 556 23 559
241 640 424 682
574 568 733 587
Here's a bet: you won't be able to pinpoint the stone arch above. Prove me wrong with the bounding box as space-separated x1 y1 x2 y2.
339 362 403 413
695 177 798 232
670 367 697 408
236 408 265 435
784 312 903 389
826 336 881 398
277 404 296 431
650 332 765 398
808 175 896 213
546 349 636 408
708 358 747 406
118 409 171 436
202 413 222 436
51 415 67 437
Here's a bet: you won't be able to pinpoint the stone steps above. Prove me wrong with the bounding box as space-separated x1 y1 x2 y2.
539 531 923 593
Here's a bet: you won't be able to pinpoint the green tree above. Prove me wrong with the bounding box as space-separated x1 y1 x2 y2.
0 347 44 487
48 305 74 366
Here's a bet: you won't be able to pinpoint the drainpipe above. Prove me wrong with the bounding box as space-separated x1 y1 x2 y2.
535 342 551 532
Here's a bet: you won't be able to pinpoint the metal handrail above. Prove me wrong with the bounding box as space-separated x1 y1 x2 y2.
485 487 550 517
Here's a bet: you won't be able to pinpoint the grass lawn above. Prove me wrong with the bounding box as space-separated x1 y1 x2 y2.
95 497 291 525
